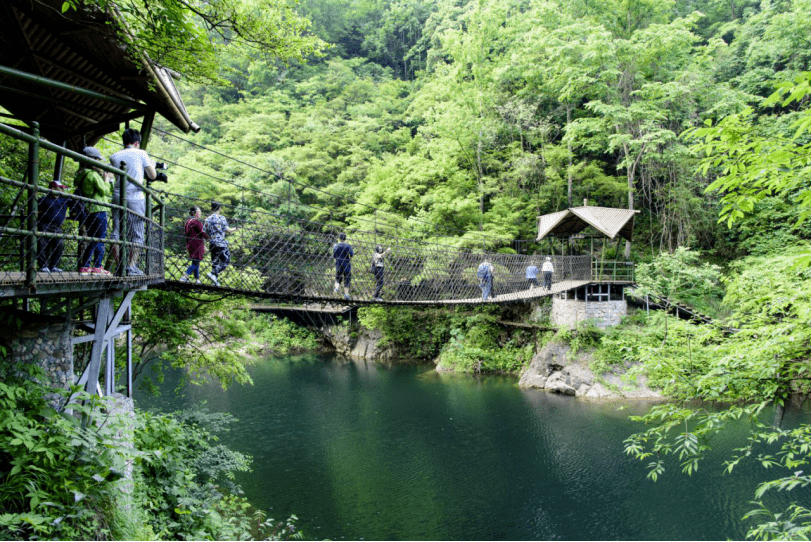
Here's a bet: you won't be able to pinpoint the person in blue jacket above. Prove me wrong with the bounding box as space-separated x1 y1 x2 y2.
37 180 70 273
526 262 539 290
332 233 354 300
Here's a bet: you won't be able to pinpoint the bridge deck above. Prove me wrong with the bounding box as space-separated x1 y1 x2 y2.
0 271 162 297
162 279 592 306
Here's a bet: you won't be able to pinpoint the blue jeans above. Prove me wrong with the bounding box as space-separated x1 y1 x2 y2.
480 276 493 300
81 212 107 268
186 259 201 279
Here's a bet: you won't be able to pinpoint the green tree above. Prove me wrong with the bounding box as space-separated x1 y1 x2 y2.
63 0 326 84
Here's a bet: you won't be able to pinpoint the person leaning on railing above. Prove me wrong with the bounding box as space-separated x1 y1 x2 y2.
108 128 157 276
76 147 114 276
36 179 70 273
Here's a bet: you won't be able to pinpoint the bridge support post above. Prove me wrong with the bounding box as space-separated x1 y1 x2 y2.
73 290 136 400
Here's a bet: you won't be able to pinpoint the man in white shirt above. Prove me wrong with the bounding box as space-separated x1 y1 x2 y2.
542 256 555 290
109 128 156 276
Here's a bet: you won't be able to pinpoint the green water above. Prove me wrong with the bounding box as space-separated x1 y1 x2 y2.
136 354 809 540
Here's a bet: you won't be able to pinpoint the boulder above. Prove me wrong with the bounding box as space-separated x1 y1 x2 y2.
545 373 576 395
561 364 593 390
519 373 547 389
518 341 570 389
585 382 614 399
575 383 591 396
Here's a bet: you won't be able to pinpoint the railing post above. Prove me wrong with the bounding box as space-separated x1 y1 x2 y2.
118 163 128 276
25 122 40 289
159 200 165 277
145 190 152 275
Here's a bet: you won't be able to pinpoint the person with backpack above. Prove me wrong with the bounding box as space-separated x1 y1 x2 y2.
371 244 391 301
36 180 70 273
76 147 113 275
332 233 354 300
477 260 495 301
180 205 208 284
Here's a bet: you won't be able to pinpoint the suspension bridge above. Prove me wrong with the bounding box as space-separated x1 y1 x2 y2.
0 0 636 401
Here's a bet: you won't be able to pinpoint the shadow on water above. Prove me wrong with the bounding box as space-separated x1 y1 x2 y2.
136 353 811 541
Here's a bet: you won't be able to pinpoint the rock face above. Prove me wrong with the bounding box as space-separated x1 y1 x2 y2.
319 324 399 361
518 340 662 400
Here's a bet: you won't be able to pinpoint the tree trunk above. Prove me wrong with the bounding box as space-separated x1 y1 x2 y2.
566 102 573 208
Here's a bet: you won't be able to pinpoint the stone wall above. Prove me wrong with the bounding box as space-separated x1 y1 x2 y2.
550 297 627 329
6 318 74 389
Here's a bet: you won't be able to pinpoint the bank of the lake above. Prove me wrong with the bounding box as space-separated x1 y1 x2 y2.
136 353 810 541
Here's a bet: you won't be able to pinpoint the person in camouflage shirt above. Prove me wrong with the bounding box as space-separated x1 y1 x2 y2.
203 201 237 286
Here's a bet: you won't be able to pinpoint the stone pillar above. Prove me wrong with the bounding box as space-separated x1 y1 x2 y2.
551 297 627 329
4 315 74 389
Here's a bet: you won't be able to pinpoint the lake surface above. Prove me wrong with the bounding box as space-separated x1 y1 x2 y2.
136 354 809 540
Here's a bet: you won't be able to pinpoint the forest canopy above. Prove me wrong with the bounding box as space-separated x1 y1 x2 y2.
135 0 811 258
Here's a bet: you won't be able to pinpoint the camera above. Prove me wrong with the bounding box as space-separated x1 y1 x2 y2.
151 162 168 184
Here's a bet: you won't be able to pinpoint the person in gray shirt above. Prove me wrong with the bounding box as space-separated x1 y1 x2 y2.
109 128 156 276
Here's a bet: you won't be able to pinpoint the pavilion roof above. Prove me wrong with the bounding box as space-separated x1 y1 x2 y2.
0 0 198 150
536 206 640 242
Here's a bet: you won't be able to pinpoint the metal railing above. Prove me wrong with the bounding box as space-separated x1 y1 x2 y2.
0 121 165 293
591 260 635 282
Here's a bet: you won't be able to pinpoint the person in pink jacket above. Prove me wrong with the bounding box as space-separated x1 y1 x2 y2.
180 205 208 283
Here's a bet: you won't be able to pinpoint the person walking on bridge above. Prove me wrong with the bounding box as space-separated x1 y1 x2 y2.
371 244 391 301
204 201 237 287
181 205 208 284
333 233 354 300
542 256 554 290
477 260 495 301
526 262 539 290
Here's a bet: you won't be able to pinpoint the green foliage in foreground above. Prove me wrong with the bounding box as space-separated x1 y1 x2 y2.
0 370 302 540
0 379 126 540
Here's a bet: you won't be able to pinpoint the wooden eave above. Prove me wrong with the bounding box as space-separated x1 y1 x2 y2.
0 0 198 150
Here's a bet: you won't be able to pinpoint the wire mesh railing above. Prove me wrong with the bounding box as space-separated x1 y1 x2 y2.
0 123 637 304
0 122 165 293
159 192 595 304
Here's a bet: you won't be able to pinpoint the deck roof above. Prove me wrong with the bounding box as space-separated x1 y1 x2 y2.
536 206 640 242
0 0 198 150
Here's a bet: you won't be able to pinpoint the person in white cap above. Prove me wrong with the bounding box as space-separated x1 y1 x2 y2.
36 179 70 273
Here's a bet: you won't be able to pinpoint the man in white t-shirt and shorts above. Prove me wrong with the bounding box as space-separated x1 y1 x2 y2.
109 128 156 276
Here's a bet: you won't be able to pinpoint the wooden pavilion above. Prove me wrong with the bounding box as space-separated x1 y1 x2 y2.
0 0 199 155
0 0 198 401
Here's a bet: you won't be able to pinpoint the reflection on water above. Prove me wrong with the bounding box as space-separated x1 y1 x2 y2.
136 354 810 541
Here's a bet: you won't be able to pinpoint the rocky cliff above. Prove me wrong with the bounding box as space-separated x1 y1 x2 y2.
518 340 662 400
